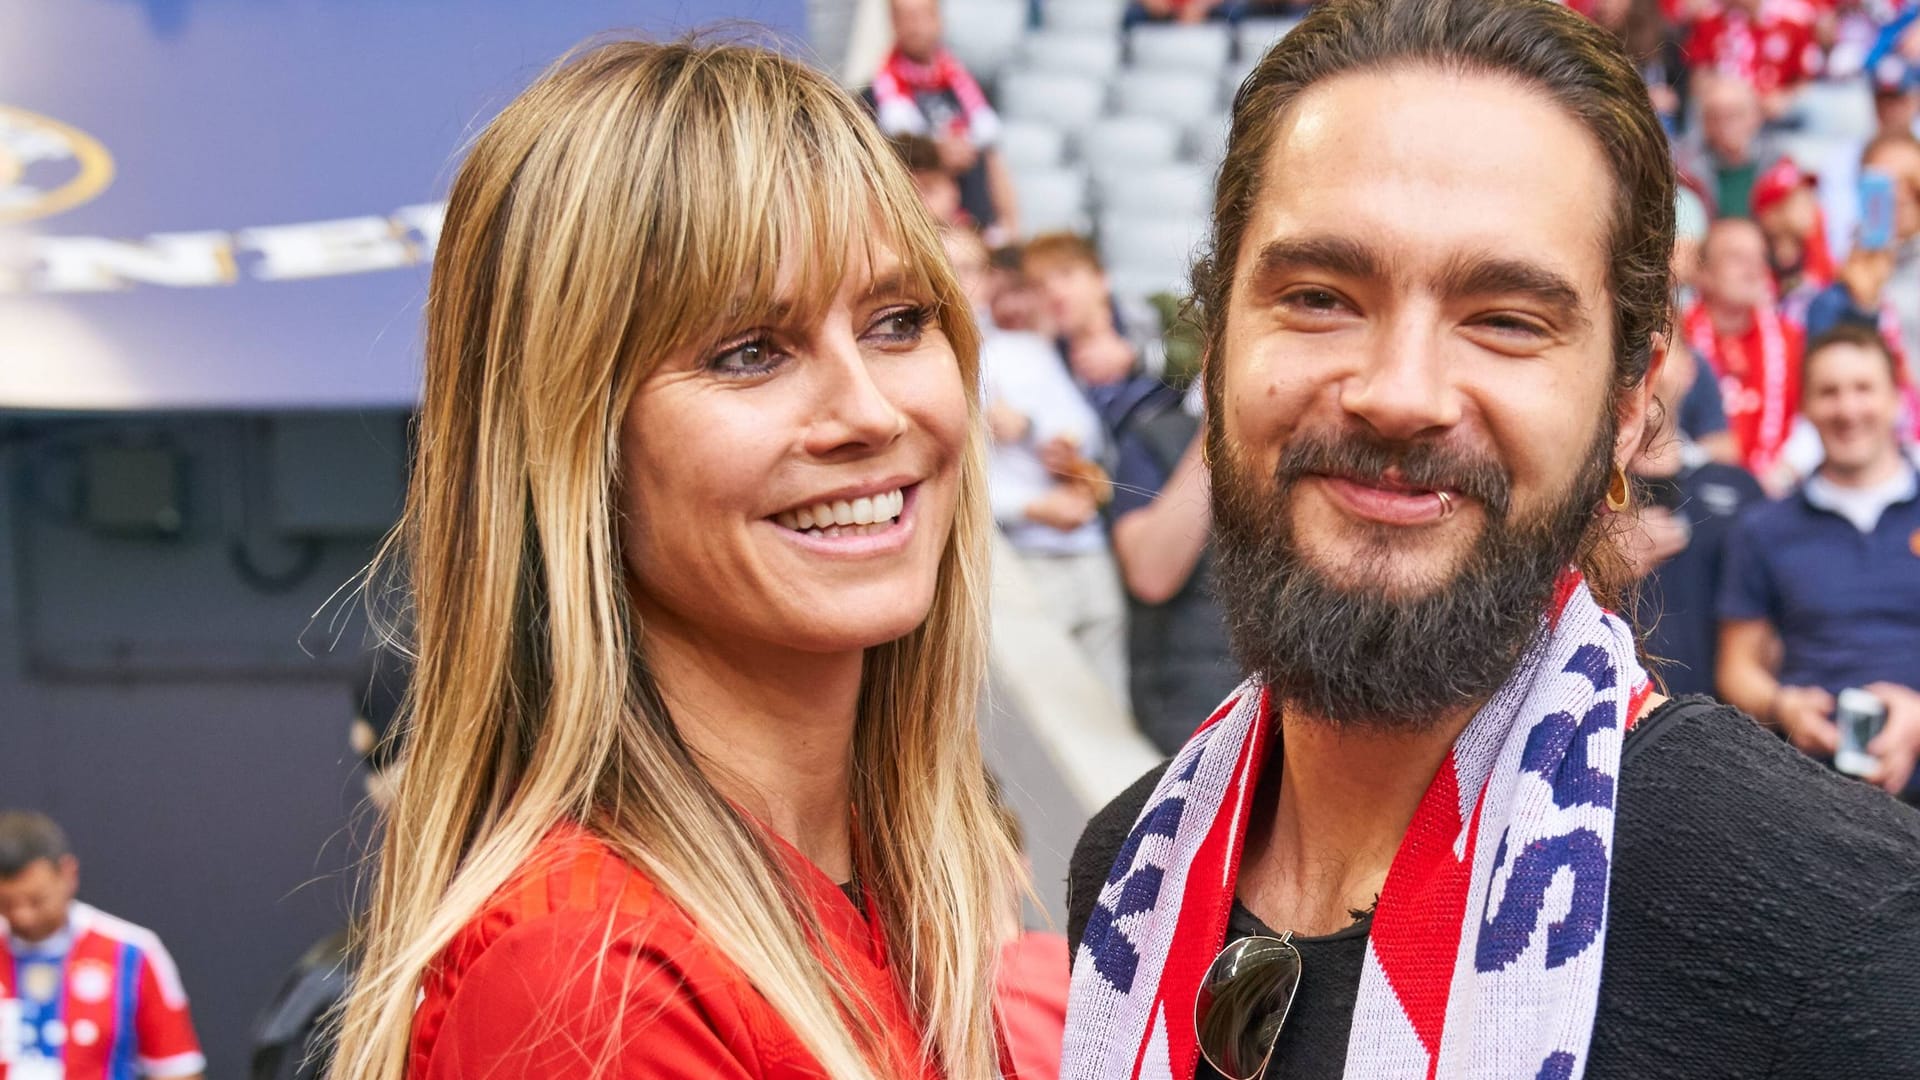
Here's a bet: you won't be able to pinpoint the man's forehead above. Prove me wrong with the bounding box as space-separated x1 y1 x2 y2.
1241 67 1612 300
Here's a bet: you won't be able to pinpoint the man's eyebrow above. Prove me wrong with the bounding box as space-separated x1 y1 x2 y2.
1248 235 1385 285
1435 253 1592 334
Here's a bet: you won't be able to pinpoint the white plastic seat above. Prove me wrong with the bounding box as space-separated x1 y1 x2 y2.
1046 0 1129 33
1015 166 1094 236
1099 213 1208 294
1129 23 1234 72
1110 71 1221 126
1079 115 1182 175
942 0 1029 82
999 120 1068 170
999 70 1110 127
1020 30 1124 79
1100 163 1211 216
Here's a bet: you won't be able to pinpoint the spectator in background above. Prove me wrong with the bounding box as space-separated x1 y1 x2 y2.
1868 49 1920 141
891 134 971 233
1588 0 1692 131
1682 216 1805 487
870 0 1020 243
1719 325 1920 800
1017 233 1237 751
1686 0 1822 120
987 244 1054 337
1021 233 1167 385
944 227 1132 708
1126 0 1235 27
1752 157 1835 320
1629 338 1766 697
1806 133 1920 384
1677 73 1782 219
1104 380 1241 755
0 810 206 1080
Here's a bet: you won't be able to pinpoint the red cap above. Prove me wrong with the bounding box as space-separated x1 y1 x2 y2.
1752 157 1818 216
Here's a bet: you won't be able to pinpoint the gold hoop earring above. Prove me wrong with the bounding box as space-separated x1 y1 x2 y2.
1606 466 1631 512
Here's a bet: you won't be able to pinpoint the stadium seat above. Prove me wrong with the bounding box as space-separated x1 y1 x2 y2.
943 0 1029 83
1099 213 1208 294
1079 116 1182 175
1129 23 1234 72
1020 30 1123 80
999 70 1110 127
1184 111 1232 165
1100 163 1211 216
1046 0 1129 34
1238 16 1301 62
1015 166 1094 235
1107 265 1191 304
1111 71 1221 126
999 120 1068 170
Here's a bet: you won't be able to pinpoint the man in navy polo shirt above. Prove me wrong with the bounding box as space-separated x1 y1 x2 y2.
1718 323 1920 799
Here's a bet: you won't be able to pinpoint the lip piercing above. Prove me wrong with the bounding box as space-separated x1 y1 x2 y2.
1436 490 1456 519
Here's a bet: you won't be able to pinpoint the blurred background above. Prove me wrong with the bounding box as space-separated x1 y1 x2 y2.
6 0 1920 1076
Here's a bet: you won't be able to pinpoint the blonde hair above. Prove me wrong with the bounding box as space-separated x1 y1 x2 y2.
328 38 1017 1080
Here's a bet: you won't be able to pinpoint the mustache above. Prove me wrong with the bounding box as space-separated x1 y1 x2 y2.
1275 430 1513 520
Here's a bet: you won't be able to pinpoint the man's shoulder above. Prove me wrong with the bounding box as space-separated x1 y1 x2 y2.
1728 488 1807 538
1065 760 1172 953
1618 697 1920 913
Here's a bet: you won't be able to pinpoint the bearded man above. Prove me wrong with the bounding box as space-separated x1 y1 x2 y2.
1060 3 1920 1080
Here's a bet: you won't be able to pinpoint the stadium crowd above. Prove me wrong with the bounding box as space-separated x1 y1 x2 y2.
869 0 1920 797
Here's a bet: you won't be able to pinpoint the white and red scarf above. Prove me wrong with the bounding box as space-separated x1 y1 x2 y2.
1061 573 1653 1080
871 47 1001 148
1683 299 1795 476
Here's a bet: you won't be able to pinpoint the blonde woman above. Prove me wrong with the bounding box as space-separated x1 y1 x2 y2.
326 40 1021 1080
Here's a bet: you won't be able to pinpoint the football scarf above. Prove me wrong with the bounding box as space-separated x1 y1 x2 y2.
870 47 1000 147
1062 573 1652 1080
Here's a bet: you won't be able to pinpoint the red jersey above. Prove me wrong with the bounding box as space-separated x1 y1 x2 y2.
408 824 946 1079
995 933 1068 1080
1683 300 1804 476
0 903 205 1080
1687 2 1823 96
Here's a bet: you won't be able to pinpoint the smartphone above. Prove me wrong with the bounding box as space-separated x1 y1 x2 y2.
1834 687 1889 778
1860 169 1898 253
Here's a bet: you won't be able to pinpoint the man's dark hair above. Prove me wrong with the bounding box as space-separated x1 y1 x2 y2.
1196 0 1677 606
1803 322 1902 390
0 811 72 878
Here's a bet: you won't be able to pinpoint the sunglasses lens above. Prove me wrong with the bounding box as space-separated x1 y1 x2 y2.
1194 936 1303 1080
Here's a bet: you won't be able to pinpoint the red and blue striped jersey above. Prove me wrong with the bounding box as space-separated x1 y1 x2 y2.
0 903 204 1080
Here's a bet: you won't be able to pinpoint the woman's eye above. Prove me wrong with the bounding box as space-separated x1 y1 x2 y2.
868 305 931 343
707 337 780 376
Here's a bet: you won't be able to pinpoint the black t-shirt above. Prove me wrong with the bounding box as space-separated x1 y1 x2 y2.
1066 698 1920 1078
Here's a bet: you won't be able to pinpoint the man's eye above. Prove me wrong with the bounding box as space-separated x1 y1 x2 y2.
1283 288 1344 313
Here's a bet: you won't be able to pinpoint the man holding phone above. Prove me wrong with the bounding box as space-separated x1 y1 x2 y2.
1718 324 1920 802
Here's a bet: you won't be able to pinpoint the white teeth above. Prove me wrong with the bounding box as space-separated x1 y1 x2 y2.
774 488 907 535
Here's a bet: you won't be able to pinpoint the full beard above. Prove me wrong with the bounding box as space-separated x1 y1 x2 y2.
1209 420 1615 731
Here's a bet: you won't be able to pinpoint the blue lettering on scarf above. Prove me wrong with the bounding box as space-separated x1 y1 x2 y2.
1474 827 1611 972
1085 792 1188 993
1536 1050 1577 1080
1520 701 1617 810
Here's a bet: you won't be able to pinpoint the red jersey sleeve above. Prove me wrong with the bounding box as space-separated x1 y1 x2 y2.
419 907 762 1080
133 944 206 1078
